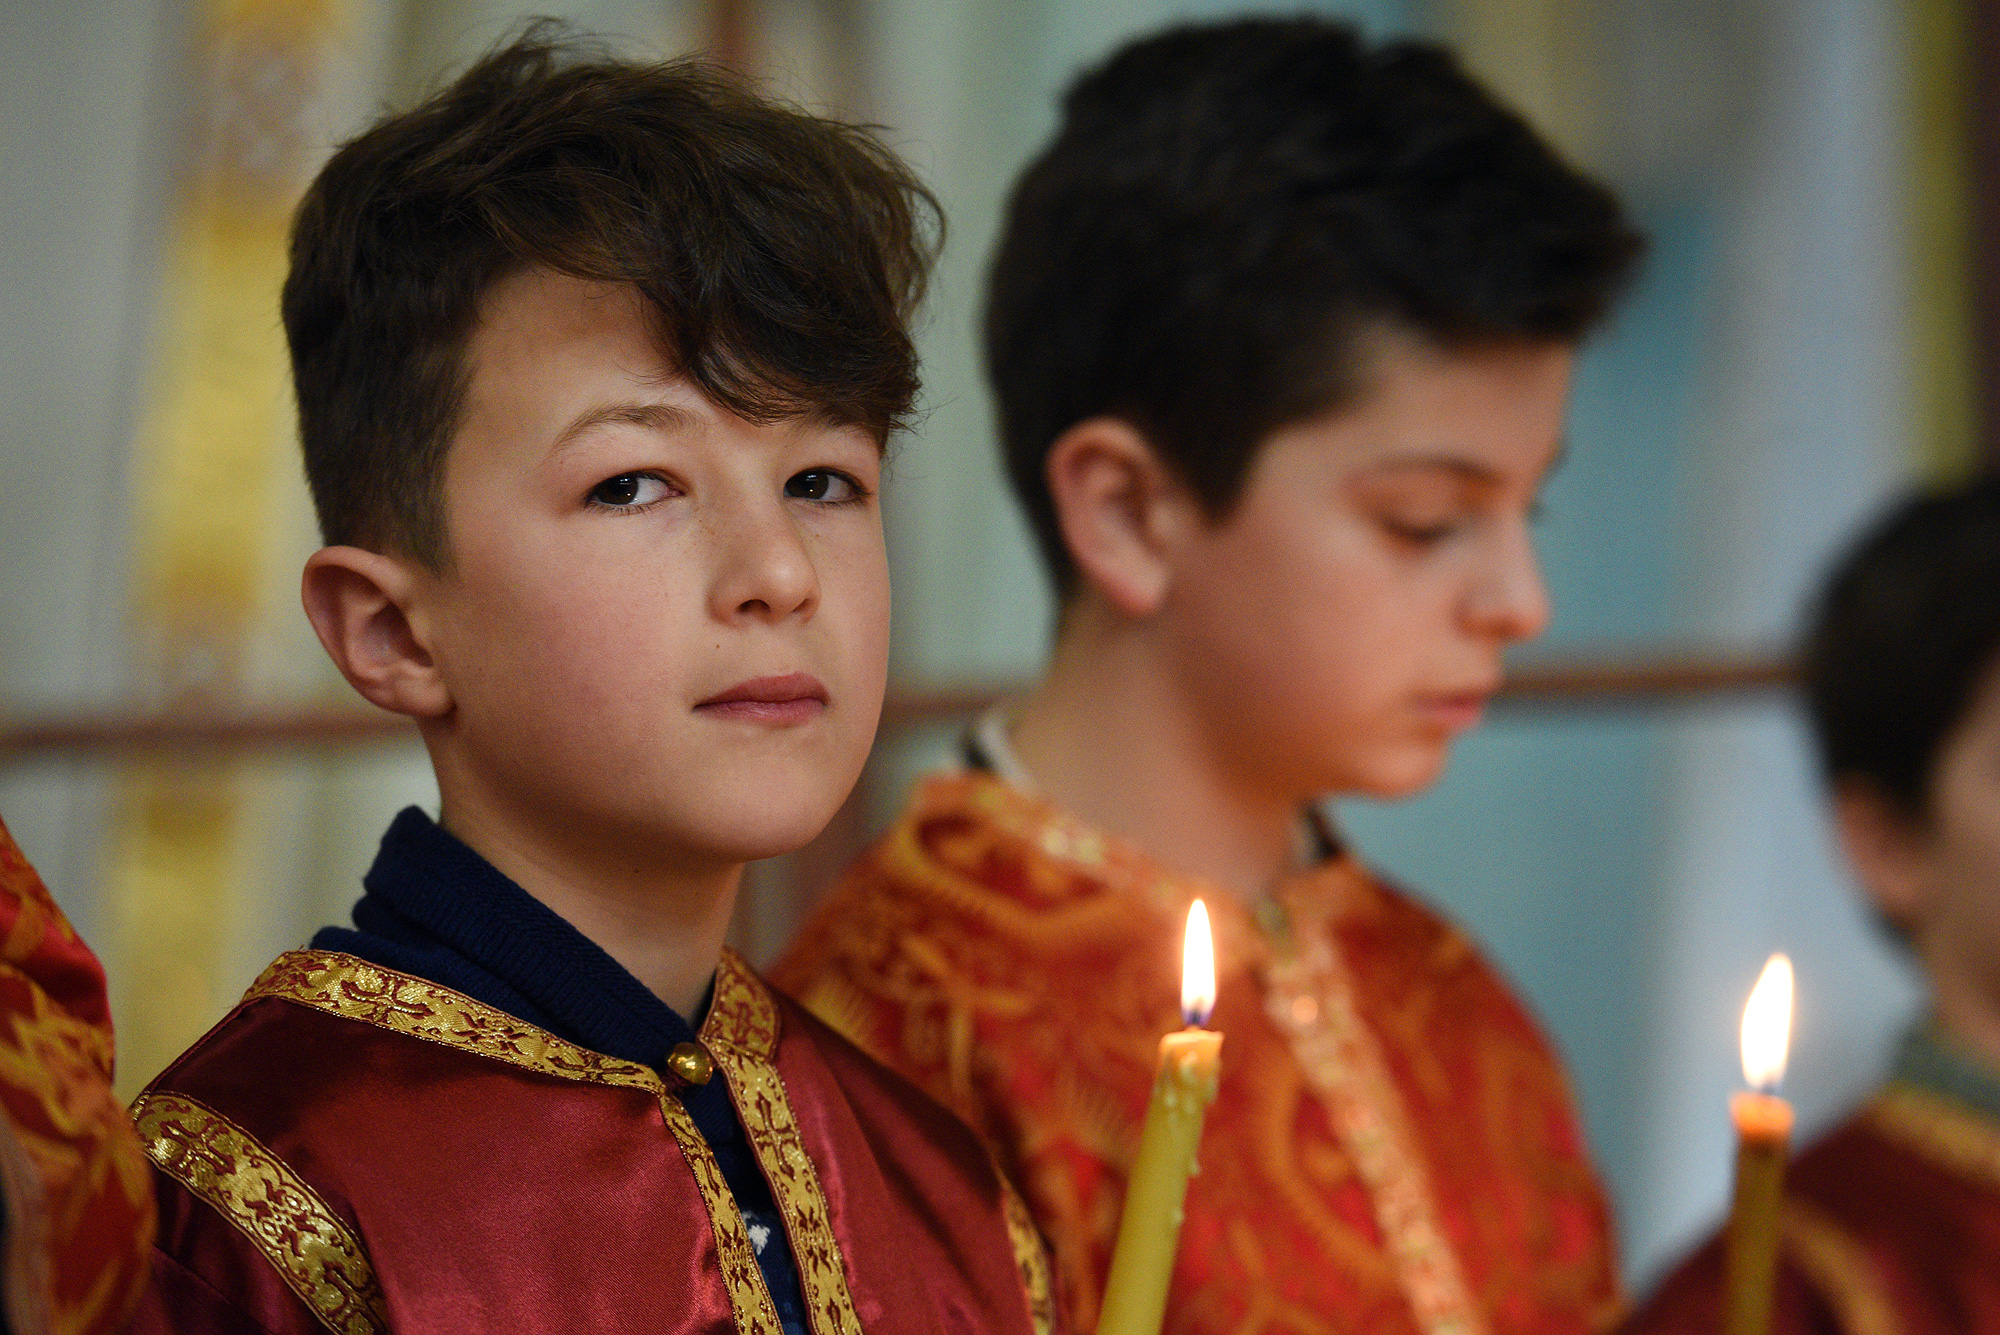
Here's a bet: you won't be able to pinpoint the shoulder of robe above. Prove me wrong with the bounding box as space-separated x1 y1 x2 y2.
133 951 678 1335
133 1088 388 1335
1328 862 1556 1035
778 772 1183 998
144 950 665 1169
1783 1093 2000 1314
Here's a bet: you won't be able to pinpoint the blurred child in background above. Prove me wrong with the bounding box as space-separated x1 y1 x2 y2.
776 18 1642 1335
1630 477 2000 1335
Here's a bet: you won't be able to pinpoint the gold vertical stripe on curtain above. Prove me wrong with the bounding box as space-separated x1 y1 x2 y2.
1903 0 1978 486
105 0 350 1098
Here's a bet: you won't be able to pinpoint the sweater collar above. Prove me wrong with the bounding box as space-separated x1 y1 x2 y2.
314 806 707 1070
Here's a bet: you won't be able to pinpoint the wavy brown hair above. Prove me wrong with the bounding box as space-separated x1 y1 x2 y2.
284 24 941 566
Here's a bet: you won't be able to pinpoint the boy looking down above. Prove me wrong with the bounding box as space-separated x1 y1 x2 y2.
1629 479 2000 1335
774 19 1643 1335
130 33 1053 1335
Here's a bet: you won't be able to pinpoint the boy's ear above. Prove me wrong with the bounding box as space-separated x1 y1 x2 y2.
1045 416 1200 617
1831 776 1932 935
301 547 452 719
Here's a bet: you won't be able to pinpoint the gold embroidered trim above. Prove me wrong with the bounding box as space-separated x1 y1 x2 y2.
1261 878 1489 1335
997 1166 1057 1335
707 953 864 1335
133 1092 386 1335
1780 1198 1902 1335
654 1088 786 1335
246 950 789 1334
244 952 663 1093
707 948 783 1060
1866 1085 2000 1192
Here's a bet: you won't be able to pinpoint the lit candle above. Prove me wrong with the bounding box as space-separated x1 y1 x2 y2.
1725 953 1795 1335
1096 900 1224 1335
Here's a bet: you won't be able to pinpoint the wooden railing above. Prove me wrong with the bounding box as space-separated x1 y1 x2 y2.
0 650 1796 762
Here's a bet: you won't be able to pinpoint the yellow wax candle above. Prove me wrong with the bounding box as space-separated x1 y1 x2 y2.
1724 954 1795 1335
1097 900 1223 1335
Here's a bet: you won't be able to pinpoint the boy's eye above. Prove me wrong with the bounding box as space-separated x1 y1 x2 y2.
785 469 863 502
1377 514 1464 545
588 473 673 509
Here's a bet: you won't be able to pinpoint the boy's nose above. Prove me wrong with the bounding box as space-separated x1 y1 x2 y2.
709 502 820 623
1463 524 1550 643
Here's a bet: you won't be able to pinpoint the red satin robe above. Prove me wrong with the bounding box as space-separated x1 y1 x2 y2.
128 947 1056 1334
1624 1085 2000 1335
771 772 1621 1335
0 813 156 1335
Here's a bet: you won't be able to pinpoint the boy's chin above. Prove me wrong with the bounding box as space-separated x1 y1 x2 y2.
1336 742 1453 802
677 792 852 865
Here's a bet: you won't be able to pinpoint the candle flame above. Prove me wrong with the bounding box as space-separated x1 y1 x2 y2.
1739 953 1794 1092
1181 899 1215 1027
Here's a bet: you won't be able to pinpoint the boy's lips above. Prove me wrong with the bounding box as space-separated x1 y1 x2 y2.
695 673 829 725
1416 688 1494 731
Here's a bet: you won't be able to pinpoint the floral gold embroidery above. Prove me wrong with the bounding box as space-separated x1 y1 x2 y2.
1866 1084 2000 1191
775 771 1620 1335
707 952 864 1335
132 1092 385 1335
245 953 662 1092
1781 1198 1903 1335
1262 874 1489 1335
248 950 789 1334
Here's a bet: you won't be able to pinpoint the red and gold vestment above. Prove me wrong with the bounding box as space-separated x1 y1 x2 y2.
1626 1084 2000 1335
771 771 1620 1335
0 814 156 1335
128 947 1055 1335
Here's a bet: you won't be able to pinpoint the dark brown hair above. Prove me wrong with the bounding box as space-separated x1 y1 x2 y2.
984 17 1644 597
1804 477 2000 819
284 24 940 565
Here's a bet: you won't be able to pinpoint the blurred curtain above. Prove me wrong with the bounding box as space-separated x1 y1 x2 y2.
100 0 400 1097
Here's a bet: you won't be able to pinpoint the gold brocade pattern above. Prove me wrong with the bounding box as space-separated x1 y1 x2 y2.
243 952 664 1093
244 949 846 1335
1779 1199 1903 1335
0 816 156 1335
1864 1085 2000 1191
1263 880 1489 1335
771 771 1621 1335
652 1085 784 1335
705 954 864 1335
131 1092 385 1335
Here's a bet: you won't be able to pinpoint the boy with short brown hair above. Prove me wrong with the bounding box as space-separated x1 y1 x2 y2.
129 30 1053 1335
775 17 1642 1335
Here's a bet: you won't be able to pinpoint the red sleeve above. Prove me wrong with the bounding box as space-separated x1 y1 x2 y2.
132 1173 325 1335
0 814 155 1334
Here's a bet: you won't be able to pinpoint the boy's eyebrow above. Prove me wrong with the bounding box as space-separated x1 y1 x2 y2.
1357 454 1501 484
547 401 701 458
1359 439 1571 486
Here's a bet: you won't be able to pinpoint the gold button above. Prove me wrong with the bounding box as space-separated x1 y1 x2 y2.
666 1041 713 1086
